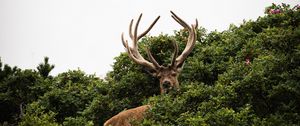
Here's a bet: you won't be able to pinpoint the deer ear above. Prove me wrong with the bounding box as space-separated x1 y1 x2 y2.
176 67 183 73
174 62 184 73
143 68 158 77
151 72 158 77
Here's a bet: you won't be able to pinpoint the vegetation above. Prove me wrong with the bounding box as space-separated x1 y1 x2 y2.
0 3 299 126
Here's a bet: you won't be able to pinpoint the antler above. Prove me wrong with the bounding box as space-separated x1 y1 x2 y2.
121 14 161 71
122 12 197 71
170 11 198 68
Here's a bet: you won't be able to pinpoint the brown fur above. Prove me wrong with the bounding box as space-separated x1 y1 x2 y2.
156 66 180 94
103 105 151 126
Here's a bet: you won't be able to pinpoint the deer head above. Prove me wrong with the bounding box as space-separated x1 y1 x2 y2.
122 11 197 94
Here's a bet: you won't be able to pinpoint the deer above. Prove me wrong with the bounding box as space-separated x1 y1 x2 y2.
103 11 197 126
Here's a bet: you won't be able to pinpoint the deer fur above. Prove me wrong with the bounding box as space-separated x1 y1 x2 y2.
103 105 151 126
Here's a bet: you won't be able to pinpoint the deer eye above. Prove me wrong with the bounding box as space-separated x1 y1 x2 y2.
171 72 177 76
157 75 162 79
156 73 162 78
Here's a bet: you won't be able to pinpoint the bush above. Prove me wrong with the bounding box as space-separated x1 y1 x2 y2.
1 3 299 126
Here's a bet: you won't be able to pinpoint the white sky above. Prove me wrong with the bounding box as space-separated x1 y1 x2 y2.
0 0 299 77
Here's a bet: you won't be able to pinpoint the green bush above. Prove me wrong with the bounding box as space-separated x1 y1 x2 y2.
0 3 299 126
141 3 300 125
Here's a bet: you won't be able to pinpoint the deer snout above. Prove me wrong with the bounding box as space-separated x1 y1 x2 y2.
162 81 171 89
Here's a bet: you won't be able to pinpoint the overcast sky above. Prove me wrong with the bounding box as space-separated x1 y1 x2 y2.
0 0 299 77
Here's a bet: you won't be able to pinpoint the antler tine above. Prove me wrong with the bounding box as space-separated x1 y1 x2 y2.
121 33 127 49
170 11 197 67
170 11 190 29
176 25 196 66
129 19 134 40
195 19 198 29
133 14 143 43
146 47 161 68
171 40 179 67
138 16 160 40
122 13 161 71
124 41 155 69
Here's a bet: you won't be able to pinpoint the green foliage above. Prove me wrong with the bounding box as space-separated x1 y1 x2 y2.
1 3 300 126
0 64 51 124
35 70 105 123
37 57 55 78
19 102 59 126
63 117 94 126
140 3 300 125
